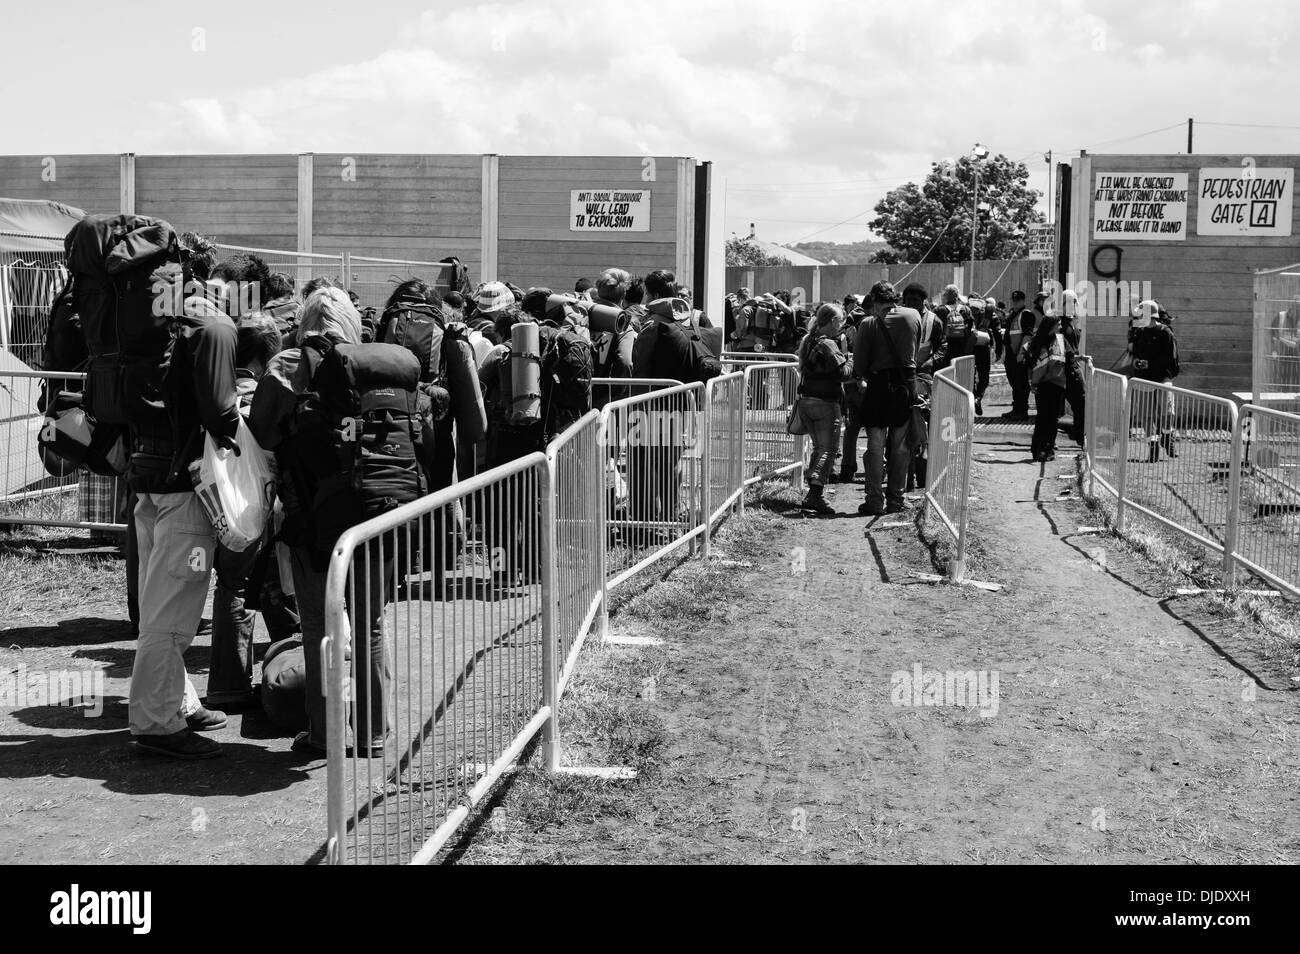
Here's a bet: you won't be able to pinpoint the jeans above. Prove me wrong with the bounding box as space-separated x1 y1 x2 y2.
1005 354 1030 414
292 542 393 750
802 397 842 487
1032 384 1066 458
865 424 912 511
208 535 301 699
130 492 215 736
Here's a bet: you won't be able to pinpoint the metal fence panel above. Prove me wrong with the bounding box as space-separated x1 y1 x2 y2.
0 369 127 531
926 365 975 581
214 243 344 294
742 362 802 485
347 257 456 315
325 454 552 865
704 372 745 532
546 411 605 696
1252 265 1300 416
1231 405 1300 597
1087 368 1128 504
1122 379 1238 554
0 244 68 367
599 382 704 591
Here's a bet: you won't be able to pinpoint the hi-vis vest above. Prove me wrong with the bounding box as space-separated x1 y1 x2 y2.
917 309 942 369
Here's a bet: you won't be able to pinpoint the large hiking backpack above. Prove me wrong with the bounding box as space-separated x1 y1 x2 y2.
377 301 445 384
287 338 425 552
539 324 593 430
648 301 722 384
63 213 184 428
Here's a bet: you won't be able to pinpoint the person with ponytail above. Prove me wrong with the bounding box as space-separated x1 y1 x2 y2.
796 303 853 515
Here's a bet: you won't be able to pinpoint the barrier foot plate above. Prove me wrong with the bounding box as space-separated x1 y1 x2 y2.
555 765 638 780
1076 526 1105 534
603 634 665 646
911 572 1004 592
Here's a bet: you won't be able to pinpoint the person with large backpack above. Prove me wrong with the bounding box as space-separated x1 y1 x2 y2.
477 301 593 583
65 217 240 760
249 287 432 756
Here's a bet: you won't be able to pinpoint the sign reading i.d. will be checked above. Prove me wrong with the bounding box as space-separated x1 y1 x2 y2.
1197 167 1294 236
570 190 651 232
1093 173 1188 240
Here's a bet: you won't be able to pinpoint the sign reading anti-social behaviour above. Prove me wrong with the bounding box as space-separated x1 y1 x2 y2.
570 189 651 232
1196 166 1294 236
1093 173 1189 240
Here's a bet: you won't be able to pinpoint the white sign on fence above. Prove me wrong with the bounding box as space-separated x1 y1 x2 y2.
1027 223 1054 260
570 190 650 232
1196 167 1294 236
1093 173 1189 241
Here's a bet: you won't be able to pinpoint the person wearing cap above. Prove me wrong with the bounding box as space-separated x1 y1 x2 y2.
1127 299 1181 462
795 303 853 514
852 281 922 516
1002 290 1032 419
966 295 1002 416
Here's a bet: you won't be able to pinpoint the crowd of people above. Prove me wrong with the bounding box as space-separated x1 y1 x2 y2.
775 279 1182 514
47 215 728 762
43 211 1184 764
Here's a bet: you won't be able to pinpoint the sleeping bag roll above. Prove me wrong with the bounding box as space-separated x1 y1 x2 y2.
509 322 542 426
546 294 627 336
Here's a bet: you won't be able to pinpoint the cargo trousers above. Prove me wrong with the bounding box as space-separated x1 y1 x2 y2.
129 492 214 736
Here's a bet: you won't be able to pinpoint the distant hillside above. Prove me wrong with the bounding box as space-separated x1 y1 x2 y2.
790 240 892 265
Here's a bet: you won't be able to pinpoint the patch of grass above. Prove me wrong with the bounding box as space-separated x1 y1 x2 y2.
1079 466 1300 676
0 542 125 624
745 478 804 511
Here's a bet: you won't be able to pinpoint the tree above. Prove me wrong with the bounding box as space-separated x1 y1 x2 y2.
868 154 1044 264
726 236 791 267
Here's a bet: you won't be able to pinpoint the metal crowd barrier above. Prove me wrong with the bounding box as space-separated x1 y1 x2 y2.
702 372 746 559
591 376 680 410
1083 366 1300 599
0 369 126 532
1232 405 1300 596
926 359 976 581
598 382 705 591
546 411 605 697
742 362 803 486
345 255 457 313
325 454 554 865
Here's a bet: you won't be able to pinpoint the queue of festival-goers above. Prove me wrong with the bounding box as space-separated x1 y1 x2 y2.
43 212 1179 761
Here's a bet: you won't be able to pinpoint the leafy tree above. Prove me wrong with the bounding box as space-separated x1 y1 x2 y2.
791 239 890 265
868 155 1044 264
726 236 790 267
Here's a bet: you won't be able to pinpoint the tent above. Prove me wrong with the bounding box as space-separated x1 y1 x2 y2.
0 198 83 498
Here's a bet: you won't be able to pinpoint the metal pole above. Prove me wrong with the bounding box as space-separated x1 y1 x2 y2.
1115 377 1130 532
969 164 979 289
539 461 559 772
1222 406 1244 585
1085 359 1096 498
701 380 713 561
1187 118 1194 154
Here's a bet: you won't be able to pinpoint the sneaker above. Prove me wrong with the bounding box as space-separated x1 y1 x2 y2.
202 691 258 713
186 706 228 732
134 729 222 760
885 502 913 515
858 501 886 517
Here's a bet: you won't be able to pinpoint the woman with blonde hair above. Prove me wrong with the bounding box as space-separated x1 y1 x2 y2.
796 303 853 514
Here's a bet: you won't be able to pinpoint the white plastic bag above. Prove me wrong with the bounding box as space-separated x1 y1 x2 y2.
190 418 276 552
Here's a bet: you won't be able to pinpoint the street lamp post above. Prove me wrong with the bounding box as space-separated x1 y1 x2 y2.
968 143 989 292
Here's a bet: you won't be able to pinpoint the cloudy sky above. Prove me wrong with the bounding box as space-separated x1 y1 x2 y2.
6 0 1299 245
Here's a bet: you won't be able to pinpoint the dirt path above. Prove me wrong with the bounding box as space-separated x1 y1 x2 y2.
456 413 1300 864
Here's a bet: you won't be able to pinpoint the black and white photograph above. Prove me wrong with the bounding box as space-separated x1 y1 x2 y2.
0 0 1295 915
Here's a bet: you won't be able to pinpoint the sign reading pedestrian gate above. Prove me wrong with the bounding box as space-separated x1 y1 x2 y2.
570 189 651 232
1196 167 1294 236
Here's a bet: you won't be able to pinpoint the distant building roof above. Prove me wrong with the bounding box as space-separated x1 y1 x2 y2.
750 238 824 267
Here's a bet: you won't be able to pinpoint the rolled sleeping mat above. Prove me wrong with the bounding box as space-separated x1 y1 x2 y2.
546 294 627 335
509 321 542 426
444 332 488 442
